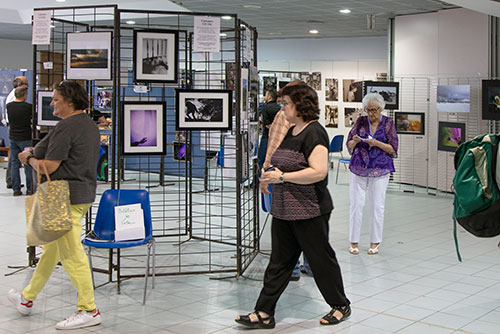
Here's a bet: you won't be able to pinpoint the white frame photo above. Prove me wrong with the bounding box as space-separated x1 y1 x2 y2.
134 29 179 83
121 101 166 155
176 89 232 130
37 91 60 127
66 31 112 80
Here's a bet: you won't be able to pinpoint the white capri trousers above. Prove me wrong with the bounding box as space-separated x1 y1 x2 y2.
349 172 390 244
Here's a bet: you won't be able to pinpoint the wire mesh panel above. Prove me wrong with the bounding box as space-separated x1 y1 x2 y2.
33 5 259 282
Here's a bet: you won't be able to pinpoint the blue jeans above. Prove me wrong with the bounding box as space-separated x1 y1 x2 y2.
10 139 32 192
292 254 312 277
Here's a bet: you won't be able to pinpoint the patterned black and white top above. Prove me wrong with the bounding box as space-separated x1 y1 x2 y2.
270 121 333 221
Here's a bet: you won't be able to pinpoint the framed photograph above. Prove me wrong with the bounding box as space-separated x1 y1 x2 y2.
343 79 363 102
394 112 425 135
263 77 277 94
176 89 232 130
344 107 363 127
95 88 112 111
325 78 338 101
324 105 338 128
225 62 236 90
172 141 190 161
121 101 166 155
133 29 179 83
363 81 399 110
66 31 112 80
482 80 500 120
437 85 470 113
438 121 465 152
37 91 61 126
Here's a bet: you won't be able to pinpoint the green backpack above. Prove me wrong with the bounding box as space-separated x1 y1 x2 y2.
453 133 500 261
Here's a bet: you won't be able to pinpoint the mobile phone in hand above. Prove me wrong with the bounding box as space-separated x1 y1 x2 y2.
264 166 275 172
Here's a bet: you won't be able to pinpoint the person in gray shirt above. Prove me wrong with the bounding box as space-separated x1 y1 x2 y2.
12 81 102 330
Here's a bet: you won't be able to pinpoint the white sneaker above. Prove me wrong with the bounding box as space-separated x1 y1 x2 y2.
7 289 33 315
55 309 102 330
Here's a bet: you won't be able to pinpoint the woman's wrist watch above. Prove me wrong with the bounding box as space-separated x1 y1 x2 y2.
279 172 285 183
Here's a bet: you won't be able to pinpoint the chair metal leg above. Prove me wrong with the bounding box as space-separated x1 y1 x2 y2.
336 161 340 184
87 246 95 289
143 242 151 305
152 239 155 289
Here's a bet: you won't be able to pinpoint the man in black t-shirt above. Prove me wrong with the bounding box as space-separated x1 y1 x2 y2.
7 86 32 196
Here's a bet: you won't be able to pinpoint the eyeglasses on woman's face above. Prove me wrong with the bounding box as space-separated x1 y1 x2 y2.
365 107 380 113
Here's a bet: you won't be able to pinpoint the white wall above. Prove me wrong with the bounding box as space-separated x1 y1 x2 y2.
0 38 33 70
257 36 388 149
394 8 489 191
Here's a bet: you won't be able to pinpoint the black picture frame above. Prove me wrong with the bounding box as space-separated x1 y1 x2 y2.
438 121 465 152
481 79 500 120
172 141 191 161
394 112 425 135
363 81 400 110
133 29 179 83
175 89 232 131
121 101 166 155
66 31 112 80
37 91 61 126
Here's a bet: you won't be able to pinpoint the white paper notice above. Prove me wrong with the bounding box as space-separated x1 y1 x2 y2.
194 16 220 53
32 10 51 45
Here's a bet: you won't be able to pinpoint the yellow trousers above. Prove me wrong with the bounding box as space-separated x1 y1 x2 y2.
23 203 96 311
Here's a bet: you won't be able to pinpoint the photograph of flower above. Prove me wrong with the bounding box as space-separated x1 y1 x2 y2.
66 32 112 80
482 80 500 120
438 121 465 152
173 141 190 161
134 29 178 83
325 105 338 128
121 101 166 155
437 85 470 113
363 81 399 110
176 89 232 130
394 112 425 135
37 91 60 126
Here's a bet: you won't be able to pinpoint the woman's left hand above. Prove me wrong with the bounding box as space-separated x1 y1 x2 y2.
365 138 378 147
18 151 31 165
260 168 283 184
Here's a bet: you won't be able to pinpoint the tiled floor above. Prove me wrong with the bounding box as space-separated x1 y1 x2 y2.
1 166 499 333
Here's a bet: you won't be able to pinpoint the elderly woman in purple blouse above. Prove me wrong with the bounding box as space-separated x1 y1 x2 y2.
346 93 398 255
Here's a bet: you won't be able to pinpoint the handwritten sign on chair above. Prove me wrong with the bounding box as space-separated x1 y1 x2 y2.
114 203 145 241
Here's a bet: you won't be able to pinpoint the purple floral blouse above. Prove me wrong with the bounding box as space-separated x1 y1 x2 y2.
347 115 398 177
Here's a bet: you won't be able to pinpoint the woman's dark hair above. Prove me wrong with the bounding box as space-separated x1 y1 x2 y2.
266 89 278 102
281 84 320 122
55 81 89 110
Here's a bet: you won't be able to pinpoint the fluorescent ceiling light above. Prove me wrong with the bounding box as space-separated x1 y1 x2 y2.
244 4 261 9
220 33 227 37
339 9 351 14
126 20 136 25
309 29 319 34
221 16 232 20
56 0 66 2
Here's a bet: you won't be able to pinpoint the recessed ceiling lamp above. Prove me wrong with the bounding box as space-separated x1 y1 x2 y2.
309 29 319 34
269 32 282 35
56 0 66 2
244 4 262 9
220 33 227 37
339 9 351 14
221 16 232 20
126 20 136 25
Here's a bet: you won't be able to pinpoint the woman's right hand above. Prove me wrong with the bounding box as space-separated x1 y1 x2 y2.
259 180 271 194
352 135 362 144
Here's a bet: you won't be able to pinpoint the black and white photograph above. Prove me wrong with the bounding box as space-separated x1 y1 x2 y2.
176 89 232 130
134 29 178 83
343 79 363 102
121 101 166 155
66 31 112 80
241 68 249 120
263 77 277 95
325 78 338 101
437 85 470 113
324 105 338 128
37 91 61 126
363 81 400 110
345 107 363 127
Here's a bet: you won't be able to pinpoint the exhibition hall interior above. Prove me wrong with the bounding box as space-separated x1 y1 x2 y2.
0 0 500 333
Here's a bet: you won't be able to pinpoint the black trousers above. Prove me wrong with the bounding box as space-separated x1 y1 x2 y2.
255 213 350 316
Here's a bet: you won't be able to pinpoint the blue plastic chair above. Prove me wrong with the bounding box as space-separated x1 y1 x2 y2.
82 189 155 304
329 135 345 169
261 185 272 213
336 159 351 184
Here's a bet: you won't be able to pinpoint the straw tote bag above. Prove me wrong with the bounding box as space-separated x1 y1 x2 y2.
26 162 73 246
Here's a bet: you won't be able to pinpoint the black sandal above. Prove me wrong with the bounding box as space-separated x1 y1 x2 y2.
320 305 351 325
235 311 276 329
